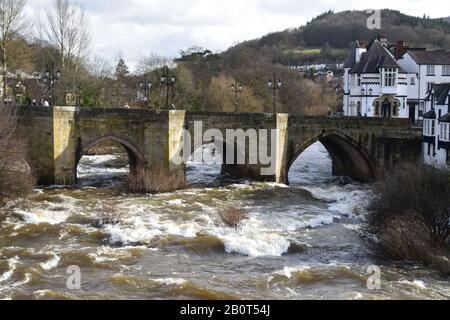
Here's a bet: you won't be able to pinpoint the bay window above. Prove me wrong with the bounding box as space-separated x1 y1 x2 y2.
384 68 397 87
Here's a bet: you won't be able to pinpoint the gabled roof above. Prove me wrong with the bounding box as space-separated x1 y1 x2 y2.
344 41 358 69
350 40 403 74
423 110 436 119
439 113 450 123
407 49 450 65
426 83 450 105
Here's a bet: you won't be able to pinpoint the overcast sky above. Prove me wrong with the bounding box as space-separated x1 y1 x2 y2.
25 0 449 71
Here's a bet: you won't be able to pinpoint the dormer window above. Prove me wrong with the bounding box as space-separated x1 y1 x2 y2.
384 68 397 87
357 74 361 86
426 65 435 76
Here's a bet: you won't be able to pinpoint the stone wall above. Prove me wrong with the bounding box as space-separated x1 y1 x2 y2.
16 107 423 188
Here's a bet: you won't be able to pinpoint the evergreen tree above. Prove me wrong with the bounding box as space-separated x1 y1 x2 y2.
115 58 129 106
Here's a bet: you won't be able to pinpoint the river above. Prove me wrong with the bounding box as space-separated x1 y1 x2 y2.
0 143 448 300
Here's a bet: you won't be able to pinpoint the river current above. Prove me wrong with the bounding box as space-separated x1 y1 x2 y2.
0 143 448 300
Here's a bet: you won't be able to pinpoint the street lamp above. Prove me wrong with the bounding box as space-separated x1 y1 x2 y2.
268 74 282 114
41 68 61 106
139 81 152 107
161 73 176 110
231 80 243 112
361 84 373 117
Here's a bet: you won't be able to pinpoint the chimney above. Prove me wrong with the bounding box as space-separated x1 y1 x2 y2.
378 32 388 47
395 40 409 59
355 41 366 64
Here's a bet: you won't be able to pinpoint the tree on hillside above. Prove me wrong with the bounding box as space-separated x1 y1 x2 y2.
0 0 30 101
137 53 174 75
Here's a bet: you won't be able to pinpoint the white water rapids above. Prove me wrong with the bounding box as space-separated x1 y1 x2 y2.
0 143 448 300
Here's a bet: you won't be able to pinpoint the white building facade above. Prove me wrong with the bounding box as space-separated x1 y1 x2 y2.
422 83 450 168
397 50 450 121
343 38 450 123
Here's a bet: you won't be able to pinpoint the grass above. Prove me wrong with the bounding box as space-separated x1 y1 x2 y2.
127 167 186 193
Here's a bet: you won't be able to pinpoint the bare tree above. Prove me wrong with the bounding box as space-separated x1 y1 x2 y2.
43 0 91 100
0 0 30 100
0 105 34 204
136 53 174 75
87 55 113 106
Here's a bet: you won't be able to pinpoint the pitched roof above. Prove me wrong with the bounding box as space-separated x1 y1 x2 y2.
423 110 436 119
439 113 450 123
350 40 402 74
344 41 358 69
427 83 450 105
407 49 450 65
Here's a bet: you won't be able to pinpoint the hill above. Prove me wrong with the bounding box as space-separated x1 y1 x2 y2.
225 9 450 66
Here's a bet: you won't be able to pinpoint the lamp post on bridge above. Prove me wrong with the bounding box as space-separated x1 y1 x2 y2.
230 80 243 112
139 81 152 108
268 74 282 114
40 68 61 106
161 72 176 110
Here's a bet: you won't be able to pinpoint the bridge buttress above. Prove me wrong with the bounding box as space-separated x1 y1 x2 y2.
53 106 78 185
275 114 290 184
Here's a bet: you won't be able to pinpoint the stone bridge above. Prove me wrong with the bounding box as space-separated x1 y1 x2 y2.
16 106 422 189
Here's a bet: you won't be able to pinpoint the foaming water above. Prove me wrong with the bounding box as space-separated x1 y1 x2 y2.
0 143 448 300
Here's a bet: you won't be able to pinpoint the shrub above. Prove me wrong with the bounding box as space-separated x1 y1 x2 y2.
127 167 186 193
367 163 450 275
219 207 248 229
93 204 124 227
0 106 35 205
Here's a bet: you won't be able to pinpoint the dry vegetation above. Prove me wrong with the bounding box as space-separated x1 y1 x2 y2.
0 106 35 205
93 204 124 227
367 164 450 276
219 207 249 229
127 167 186 194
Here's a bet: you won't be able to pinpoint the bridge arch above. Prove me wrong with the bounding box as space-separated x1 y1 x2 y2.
288 130 376 183
76 134 146 183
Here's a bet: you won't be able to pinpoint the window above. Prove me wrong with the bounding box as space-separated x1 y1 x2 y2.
393 102 399 117
427 82 433 93
441 123 450 141
443 65 450 76
374 102 380 116
357 102 361 116
384 68 397 87
447 150 450 165
427 65 435 75
424 119 436 136
357 75 361 87
410 77 415 85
